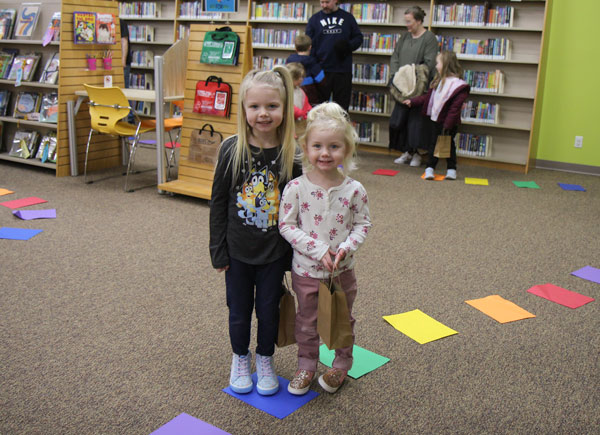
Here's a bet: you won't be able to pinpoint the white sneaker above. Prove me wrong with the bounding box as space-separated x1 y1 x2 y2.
394 151 412 164
255 354 279 395
424 167 435 180
230 352 253 394
409 153 422 167
445 169 457 180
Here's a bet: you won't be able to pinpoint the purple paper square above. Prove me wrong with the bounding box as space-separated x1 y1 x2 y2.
223 373 319 419
13 209 57 220
150 413 230 435
558 183 586 191
571 266 600 285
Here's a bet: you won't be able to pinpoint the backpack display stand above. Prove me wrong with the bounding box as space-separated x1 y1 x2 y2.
157 24 253 199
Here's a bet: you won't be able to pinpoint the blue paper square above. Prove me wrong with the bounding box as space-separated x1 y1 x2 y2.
558 183 586 191
151 412 230 434
223 373 319 419
0 227 43 240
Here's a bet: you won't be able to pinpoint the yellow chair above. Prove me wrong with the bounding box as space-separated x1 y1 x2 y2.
83 84 155 192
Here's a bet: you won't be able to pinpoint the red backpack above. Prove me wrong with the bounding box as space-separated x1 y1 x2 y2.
193 76 232 118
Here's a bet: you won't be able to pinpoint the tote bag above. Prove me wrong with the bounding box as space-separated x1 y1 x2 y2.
200 26 240 66
276 280 296 348
317 277 353 350
193 76 232 118
433 135 452 158
188 124 223 165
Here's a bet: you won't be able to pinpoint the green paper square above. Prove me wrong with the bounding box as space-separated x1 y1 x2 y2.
513 181 540 189
319 344 390 379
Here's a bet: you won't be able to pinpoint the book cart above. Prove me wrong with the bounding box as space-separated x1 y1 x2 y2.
157 23 253 198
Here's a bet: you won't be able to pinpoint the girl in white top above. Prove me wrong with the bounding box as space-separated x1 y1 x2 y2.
279 102 372 395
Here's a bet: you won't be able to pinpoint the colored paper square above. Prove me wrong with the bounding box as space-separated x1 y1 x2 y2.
0 196 48 209
420 172 446 181
465 177 489 186
513 181 540 189
13 209 56 220
527 283 594 309
465 295 536 323
319 344 390 379
223 373 319 419
0 227 43 240
151 413 230 435
558 183 585 191
571 266 600 285
372 169 399 176
383 309 458 344
0 188 14 196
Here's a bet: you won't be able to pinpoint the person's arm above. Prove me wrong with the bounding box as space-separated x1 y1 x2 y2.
390 33 405 75
337 183 372 256
422 32 439 81
348 17 363 52
409 88 432 108
209 140 234 270
279 182 329 262
443 86 470 130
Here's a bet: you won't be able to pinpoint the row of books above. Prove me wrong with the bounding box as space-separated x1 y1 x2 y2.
0 52 59 84
433 3 514 28
455 133 493 157
461 100 499 124
0 90 58 123
73 12 116 44
129 25 155 42
352 121 380 143
437 36 511 60
179 2 224 19
463 69 504 93
119 2 162 18
0 5 42 40
253 56 285 70
128 72 154 90
359 32 399 54
252 29 301 48
177 24 190 41
352 63 389 84
349 91 390 114
7 130 57 162
339 3 394 24
251 3 313 21
131 50 154 67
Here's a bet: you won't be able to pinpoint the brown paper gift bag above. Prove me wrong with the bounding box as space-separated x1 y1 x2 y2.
317 277 353 350
188 123 223 165
276 282 296 348
433 135 452 158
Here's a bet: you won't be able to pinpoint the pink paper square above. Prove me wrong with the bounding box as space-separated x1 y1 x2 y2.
0 197 48 209
372 169 399 176
527 283 594 309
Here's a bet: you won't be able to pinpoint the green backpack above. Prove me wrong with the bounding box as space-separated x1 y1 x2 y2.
200 26 240 66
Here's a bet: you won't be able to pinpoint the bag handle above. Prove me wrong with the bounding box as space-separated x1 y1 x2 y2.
326 266 342 295
199 123 216 136
204 76 223 86
210 26 234 41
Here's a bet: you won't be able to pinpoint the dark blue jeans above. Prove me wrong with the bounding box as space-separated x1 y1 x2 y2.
225 256 287 357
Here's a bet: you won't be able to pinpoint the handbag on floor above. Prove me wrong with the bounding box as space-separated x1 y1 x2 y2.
317 275 353 350
276 277 296 348
434 134 452 158
193 76 232 118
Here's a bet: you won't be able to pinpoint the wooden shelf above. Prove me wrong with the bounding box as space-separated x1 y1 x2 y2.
0 79 59 89
0 117 58 129
0 153 56 169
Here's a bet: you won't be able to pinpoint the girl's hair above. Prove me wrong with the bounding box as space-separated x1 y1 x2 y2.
285 62 305 82
232 65 297 183
302 102 358 175
405 5 426 23
431 50 463 88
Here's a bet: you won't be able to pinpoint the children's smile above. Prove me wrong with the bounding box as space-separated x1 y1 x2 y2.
244 85 284 139
305 128 347 175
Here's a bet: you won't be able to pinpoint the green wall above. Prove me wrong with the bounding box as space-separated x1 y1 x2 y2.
535 0 600 168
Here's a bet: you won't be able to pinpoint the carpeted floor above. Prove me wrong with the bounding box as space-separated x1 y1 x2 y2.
1 149 599 434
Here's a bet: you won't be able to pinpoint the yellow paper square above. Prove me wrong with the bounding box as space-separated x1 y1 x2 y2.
383 309 458 344
465 295 536 324
0 188 14 196
465 177 489 186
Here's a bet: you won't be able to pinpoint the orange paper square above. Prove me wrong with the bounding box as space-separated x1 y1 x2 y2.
465 295 535 324
420 173 446 181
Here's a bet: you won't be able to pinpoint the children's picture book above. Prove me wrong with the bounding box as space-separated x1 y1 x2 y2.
35 132 57 162
39 92 58 123
7 53 40 81
14 3 41 39
42 11 61 46
13 91 41 120
73 11 96 44
96 13 116 44
0 89 10 116
9 130 39 158
39 52 59 84
0 51 14 78
205 0 237 13
0 9 16 39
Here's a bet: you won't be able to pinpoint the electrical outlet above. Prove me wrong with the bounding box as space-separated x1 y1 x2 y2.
574 136 583 148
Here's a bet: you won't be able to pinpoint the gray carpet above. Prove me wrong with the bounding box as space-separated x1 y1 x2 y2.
1 149 599 434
